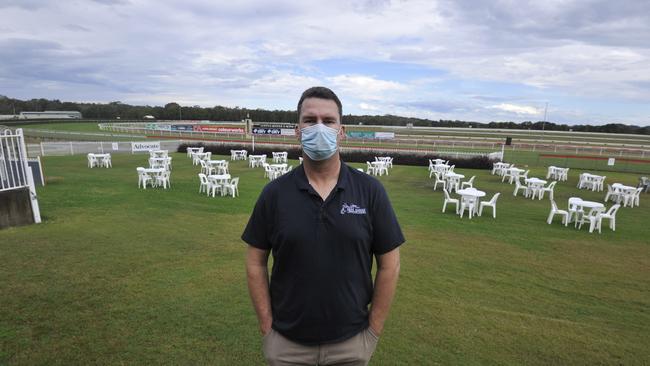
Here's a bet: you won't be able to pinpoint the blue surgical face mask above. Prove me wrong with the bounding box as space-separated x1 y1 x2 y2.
300 123 340 161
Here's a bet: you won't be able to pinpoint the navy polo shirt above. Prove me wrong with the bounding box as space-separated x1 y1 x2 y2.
241 162 405 345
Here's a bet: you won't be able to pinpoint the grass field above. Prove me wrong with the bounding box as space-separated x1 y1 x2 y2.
1 153 649 365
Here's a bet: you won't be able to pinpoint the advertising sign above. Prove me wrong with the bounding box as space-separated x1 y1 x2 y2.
171 124 194 131
131 141 161 152
252 127 282 135
374 132 395 139
253 122 296 129
346 131 375 139
280 128 296 136
607 158 615 166
196 125 245 134
111 142 119 150
156 124 171 131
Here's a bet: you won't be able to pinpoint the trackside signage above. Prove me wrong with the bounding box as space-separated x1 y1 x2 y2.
132 141 161 152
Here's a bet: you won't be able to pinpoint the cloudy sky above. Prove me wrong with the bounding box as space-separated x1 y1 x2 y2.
1 0 649 125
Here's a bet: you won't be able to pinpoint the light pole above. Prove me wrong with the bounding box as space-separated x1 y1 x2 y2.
542 102 548 133
179 104 182 121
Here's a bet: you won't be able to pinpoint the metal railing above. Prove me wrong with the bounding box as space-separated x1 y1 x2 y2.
0 128 41 223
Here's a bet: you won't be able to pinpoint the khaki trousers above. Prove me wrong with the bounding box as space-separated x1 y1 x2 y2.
262 327 380 366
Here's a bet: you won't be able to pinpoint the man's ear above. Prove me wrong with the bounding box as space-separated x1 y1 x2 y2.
339 124 346 138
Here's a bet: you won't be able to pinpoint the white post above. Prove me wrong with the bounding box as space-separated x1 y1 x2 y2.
16 129 41 223
40 142 45 156
70 141 74 155
100 141 104 153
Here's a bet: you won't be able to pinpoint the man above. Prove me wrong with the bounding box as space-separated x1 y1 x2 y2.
242 86 404 366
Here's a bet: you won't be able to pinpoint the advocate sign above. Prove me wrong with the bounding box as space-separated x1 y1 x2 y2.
131 141 161 152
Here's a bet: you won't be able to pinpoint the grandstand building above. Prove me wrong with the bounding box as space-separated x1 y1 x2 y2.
19 111 82 119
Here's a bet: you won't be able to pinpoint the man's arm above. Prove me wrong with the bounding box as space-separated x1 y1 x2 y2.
246 245 273 335
369 247 400 336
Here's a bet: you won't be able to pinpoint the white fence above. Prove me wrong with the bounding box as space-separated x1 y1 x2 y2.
0 128 41 223
25 140 188 157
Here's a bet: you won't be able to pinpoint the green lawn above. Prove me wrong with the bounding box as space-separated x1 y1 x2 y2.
1 153 649 365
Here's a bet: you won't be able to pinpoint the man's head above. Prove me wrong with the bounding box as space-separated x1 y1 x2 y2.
296 86 345 162
297 86 342 121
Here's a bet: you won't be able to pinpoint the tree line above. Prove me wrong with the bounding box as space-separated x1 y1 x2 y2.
1 95 648 135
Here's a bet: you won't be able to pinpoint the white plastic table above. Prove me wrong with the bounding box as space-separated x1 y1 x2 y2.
272 152 288 163
445 172 465 192
579 173 605 191
249 155 267 168
525 177 547 199
433 164 451 174
370 161 388 176
456 188 486 216
547 166 569 181
187 147 202 158
207 174 231 196
492 162 510 176
612 183 638 205
231 150 247 160
150 150 168 158
93 153 111 168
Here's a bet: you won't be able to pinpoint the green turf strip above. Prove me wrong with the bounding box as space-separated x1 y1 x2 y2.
1 153 648 365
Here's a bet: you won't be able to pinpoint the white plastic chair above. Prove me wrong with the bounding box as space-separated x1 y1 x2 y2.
567 197 584 226
597 204 620 232
376 162 388 176
433 172 446 191
366 162 376 176
461 176 475 189
137 167 151 189
604 184 620 203
198 173 210 195
156 171 171 189
540 181 557 200
103 155 112 168
262 163 272 178
459 196 477 219
87 154 98 168
479 192 500 218
547 199 569 226
224 177 239 198
581 209 602 233
513 177 528 197
502 168 513 183
442 189 459 214
632 187 643 207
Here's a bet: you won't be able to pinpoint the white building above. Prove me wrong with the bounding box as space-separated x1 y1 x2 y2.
20 111 82 119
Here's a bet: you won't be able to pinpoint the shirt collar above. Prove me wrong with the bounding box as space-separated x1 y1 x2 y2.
294 160 349 192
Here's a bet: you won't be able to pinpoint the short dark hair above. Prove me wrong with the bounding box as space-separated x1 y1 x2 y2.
297 86 342 120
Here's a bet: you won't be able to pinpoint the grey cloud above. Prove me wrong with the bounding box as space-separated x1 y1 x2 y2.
441 0 650 48
0 0 46 10
63 24 92 32
402 100 472 113
90 0 129 5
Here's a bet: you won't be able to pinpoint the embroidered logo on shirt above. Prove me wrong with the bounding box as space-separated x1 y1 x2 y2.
340 203 367 215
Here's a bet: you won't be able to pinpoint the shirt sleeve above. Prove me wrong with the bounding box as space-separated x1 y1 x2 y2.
241 187 272 250
371 182 405 254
